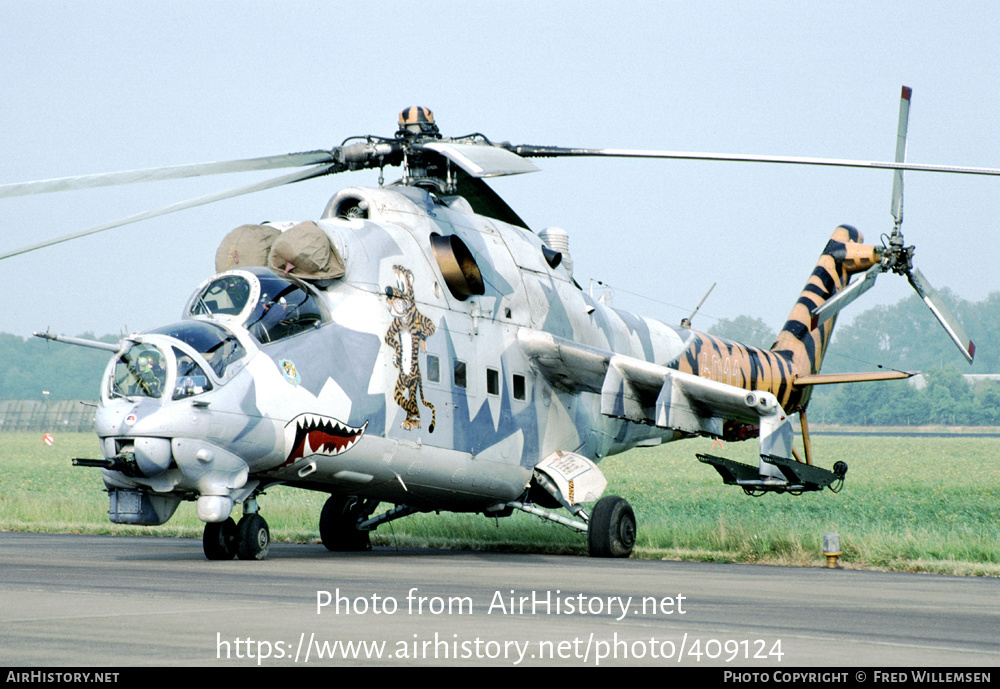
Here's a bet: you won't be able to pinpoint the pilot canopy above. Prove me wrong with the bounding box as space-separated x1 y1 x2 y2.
185 267 331 344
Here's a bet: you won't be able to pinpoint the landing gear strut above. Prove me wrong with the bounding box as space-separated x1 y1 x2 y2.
506 493 637 558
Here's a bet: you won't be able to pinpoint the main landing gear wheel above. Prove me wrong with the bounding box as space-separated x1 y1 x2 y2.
236 513 270 560
320 495 372 551
587 495 636 558
203 517 237 560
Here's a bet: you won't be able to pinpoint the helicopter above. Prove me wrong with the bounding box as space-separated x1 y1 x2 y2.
0 90 992 560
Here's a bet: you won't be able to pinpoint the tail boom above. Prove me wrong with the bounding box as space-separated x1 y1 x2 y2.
671 226 880 413
772 225 879 380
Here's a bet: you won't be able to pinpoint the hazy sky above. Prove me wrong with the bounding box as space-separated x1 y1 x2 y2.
3 1 998 356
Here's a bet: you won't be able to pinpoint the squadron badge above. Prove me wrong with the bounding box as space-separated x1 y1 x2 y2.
279 359 301 386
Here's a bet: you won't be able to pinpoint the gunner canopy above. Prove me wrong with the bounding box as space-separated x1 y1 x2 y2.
108 321 246 401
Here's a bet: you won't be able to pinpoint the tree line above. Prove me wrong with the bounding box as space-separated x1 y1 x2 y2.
0 332 117 400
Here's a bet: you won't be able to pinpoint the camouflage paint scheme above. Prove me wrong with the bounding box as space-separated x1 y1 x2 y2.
93 184 879 526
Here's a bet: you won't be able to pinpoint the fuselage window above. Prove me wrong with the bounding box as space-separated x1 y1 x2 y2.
426 354 440 383
454 360 467 389
486 368 499 396
513 373 526 401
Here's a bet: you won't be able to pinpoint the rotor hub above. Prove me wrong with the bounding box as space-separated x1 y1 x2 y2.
397 106 440 138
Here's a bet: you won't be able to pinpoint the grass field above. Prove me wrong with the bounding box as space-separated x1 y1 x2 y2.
1 432 998 575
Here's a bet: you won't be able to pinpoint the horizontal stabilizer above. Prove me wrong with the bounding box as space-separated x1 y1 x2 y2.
794 370 914 385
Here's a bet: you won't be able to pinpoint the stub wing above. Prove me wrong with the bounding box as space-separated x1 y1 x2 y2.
518 330 793 479
520 329 847 493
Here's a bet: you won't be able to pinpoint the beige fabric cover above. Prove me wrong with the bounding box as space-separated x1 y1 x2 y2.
267 221 345 281
215 224 281 273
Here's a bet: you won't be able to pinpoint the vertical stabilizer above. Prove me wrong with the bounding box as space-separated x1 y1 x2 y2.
771 225 879 376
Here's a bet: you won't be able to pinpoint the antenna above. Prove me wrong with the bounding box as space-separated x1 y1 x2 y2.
681 282 716 328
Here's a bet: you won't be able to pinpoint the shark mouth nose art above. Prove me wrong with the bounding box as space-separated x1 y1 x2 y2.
282 413 368 465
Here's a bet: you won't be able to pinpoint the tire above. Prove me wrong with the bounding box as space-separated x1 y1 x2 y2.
203 518 237 560
235 513 270 561
587 495 636 558
320 495 372 551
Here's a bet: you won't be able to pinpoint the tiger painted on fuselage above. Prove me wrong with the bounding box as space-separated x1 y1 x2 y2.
385 264 436 432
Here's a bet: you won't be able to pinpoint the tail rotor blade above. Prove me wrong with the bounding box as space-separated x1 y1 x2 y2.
907 267 976 363
890 86 912 230
810 264 881 329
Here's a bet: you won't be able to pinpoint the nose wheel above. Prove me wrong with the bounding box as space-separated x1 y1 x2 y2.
236 513 270 560
203 517 238 560
201 512 270 560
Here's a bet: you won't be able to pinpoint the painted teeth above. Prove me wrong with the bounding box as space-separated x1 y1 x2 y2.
301 430 363 457
301 414 363 433
285 413 368 462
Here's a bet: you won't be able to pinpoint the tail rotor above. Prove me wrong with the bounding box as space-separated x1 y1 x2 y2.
810 86 975 363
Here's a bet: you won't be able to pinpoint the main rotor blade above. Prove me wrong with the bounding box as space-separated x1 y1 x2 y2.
510 145 1000 177
0 150 336 199
418 141 539 177
0 164 335 261
907 267 976 363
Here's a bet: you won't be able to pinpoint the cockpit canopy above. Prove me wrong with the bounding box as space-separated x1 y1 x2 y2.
111 343 171 400
148 321 246 379
109 321 246 401
184 267 331 344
